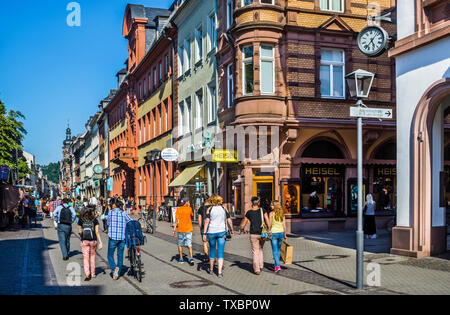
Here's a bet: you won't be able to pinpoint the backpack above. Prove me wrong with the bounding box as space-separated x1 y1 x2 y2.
60 206 73 225
125 220 145 248
82 220 95 241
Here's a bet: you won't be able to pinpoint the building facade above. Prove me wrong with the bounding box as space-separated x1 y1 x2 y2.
389 0 449 257
170 0 220 214
216 0 397 231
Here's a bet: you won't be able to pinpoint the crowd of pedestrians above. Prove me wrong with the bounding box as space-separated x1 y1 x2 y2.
12 190 379 284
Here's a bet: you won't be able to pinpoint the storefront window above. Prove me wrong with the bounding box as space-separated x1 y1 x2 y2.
300 165 344 218
373 167 396 214
283 183 300 214
347 179 367 216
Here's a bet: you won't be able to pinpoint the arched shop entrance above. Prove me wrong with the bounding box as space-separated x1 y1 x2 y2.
288 139 350 219
392 79 450 257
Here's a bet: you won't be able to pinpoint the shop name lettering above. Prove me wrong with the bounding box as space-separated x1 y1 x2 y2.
304 167 340 176
376 168 396 176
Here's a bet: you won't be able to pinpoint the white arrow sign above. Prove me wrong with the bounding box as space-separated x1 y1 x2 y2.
350 107 393 119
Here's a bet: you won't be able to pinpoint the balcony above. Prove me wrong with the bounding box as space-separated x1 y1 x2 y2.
111 146 137 170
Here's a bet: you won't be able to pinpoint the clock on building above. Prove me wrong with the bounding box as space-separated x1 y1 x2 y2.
93 164 103 174
357 25 390 57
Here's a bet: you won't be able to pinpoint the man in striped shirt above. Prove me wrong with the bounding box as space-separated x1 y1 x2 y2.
107 198 132 280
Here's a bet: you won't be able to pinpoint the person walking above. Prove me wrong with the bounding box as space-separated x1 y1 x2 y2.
100 201 109 233
78 206 103 281
28 196 38 228
364 194 377 239
172 197 195 266
53 198 77 260
238 196 270 275
197 195 210 263
202 194 234 278
268 201 287 273
107 198 132 280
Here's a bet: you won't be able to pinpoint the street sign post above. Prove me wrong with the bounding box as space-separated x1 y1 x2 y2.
350 107 393 119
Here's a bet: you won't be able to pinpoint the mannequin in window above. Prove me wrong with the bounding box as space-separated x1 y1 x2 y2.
309 191 320 210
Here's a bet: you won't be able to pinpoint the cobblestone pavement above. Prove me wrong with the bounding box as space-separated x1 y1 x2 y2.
0 214 449 295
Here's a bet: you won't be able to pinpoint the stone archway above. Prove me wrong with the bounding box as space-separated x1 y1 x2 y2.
392 78 450 257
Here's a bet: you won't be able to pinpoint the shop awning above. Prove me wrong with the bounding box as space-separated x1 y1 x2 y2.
169 163 206 187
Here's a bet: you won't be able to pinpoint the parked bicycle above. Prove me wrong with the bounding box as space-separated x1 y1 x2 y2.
138 209 154 234
157 204 170 222
125 220 146 282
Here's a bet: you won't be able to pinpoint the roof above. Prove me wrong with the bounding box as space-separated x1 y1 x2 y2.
127 4 171 28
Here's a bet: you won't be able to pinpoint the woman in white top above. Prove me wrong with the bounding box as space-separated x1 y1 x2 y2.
202 194 234 278
363 194 377 239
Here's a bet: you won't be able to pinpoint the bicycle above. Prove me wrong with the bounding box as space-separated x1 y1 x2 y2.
138 210 154 234
158 205 170 222
125 221 146 282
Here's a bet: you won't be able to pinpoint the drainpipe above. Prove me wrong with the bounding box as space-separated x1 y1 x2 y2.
214 0 220 196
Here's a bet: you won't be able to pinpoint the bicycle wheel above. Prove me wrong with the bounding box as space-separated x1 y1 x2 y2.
128 247 136 276
136 254 143 282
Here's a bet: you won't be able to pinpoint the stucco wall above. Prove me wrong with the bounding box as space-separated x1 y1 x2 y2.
396 37 450 227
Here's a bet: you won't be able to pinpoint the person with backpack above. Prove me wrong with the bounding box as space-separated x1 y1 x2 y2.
77 206 102 281
74 196 84 224
238 196 270 275
53 198 77 260
107 198 132 280
202 194 234 278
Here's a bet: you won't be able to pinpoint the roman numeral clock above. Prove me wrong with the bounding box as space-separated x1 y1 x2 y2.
357 25 390 57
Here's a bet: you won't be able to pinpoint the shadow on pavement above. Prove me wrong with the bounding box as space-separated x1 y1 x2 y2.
0 231 101 295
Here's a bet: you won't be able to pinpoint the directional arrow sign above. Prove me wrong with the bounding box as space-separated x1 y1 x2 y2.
350 107 393 119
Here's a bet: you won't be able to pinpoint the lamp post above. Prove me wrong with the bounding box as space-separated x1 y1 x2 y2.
147 149 161 234
345 69 374 290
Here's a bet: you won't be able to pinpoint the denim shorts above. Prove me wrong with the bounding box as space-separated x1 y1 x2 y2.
178 232 193 247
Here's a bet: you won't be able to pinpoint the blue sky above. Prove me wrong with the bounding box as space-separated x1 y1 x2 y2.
0 0 173 165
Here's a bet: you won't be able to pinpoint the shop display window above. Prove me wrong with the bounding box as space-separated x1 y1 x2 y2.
283 183 300 214
372 167 396 215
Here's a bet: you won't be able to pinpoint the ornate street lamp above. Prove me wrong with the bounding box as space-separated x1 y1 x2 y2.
345 69 374 290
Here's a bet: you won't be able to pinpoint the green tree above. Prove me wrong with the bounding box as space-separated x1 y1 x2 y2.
40 162 60 183
0 98 31 179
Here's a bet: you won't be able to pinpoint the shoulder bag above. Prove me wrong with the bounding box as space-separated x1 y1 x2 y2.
260 209 272 241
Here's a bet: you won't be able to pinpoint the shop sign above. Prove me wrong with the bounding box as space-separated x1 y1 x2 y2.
303 167 341 176
374 167 396 176
161 148 179 162
212 149 239 163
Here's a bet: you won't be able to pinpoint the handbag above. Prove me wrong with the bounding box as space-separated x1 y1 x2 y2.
260 209 272 241
219 206 232 240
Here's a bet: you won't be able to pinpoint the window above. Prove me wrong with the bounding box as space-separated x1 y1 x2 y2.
260 0 273 4
195 89 203 129
242 0 253 5
185 97 191 134
159 62 162 83
195 26 203 63
139 83 143 100
260 45 274 94
207 11 216 52
227 0 234 29
320 0 343 12
153 68 157 89
320 49 345 98
184 39 191 72
165 54 169 77
178 102 184 137
242 45 254 95
178 45 184 77
227 63 234 108
207 84 217 123
148 74 151 91
144 78 147 97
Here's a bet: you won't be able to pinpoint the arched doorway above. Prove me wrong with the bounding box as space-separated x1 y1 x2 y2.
296 139 348 218
392 79 450 257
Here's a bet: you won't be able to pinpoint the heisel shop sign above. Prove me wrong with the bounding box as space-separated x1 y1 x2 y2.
212 149 238 163
161 148 179 162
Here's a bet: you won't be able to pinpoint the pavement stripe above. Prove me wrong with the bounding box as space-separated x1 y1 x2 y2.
139 247 244 295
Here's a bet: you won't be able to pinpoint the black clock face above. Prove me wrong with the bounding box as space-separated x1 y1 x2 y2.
357 26 388 57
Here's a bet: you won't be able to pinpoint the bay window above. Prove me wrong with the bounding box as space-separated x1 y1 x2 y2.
260 45 275 94
242 45 254 95
227 63 234 108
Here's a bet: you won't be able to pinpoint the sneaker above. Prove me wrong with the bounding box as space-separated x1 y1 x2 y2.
113 267 120 280
84 275 91 282
218 273 223 278
274 266 280 273
179 258 184 264
206 268 211 275
189 258 195 266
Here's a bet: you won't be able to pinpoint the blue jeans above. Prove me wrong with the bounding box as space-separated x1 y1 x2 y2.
207 232 226 260
271 233 284 268
108 239 125 275
57 224 72 258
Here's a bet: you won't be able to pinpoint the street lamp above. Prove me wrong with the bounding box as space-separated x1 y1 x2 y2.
345 69 374 290
147 149 161 234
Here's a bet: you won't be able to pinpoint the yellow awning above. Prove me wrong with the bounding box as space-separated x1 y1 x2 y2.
169 163 206 187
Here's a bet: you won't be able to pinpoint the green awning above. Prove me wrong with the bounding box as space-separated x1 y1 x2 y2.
169 163 206 187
